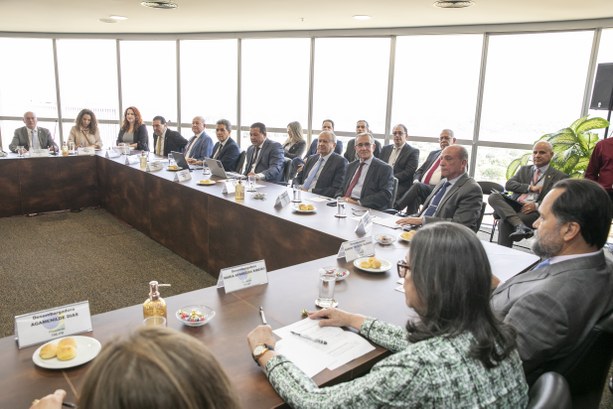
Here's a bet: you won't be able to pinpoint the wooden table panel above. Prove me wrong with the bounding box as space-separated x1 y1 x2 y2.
0 158 21 216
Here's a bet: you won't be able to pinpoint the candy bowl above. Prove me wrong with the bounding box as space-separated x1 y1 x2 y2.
176 305 215 327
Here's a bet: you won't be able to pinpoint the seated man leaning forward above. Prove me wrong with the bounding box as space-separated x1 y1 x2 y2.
396 145 483 232
247 222 528 408
294 130 348 198
491 178 613 382
244 122 285 182
335 132 394 211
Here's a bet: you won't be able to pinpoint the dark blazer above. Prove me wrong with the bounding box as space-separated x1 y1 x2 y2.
117 124 149 151
337 157 394 210
211 137 240 171
283 140 306 159
306 138 343 157
10 126 57 152
379 143 420 198
491 250 613 376
419 173 483 232
343 138 382 162
506 165 568 206
153 129 188 157
414 149 442 183
244 138 285 182
295 152 348 198
185 132 214 160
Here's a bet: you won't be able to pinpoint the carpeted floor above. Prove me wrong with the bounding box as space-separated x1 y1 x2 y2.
0 207 216 338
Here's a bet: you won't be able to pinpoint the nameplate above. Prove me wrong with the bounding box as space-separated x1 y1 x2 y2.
216 260 268 293
106 148 121 158
274 191 291 209
14 301 93 349
124 155 139 165
30 149 49 158
222 181 236 195
354 210 373 236
77 147 95 156
337 236 375 261
174 169 192 182
146 161 164 172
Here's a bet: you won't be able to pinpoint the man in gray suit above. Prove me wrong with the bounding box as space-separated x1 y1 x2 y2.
10 111 57 153
295 130 348 198
488 141 567 247
491 179 613 380
396 145 483 232
244 122 285 182
379 124 419 200
337 132 394 211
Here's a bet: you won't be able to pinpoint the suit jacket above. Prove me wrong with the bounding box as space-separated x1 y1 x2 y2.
295 153 348 198
185 132 214 160
283 140 306 159
379 143 420 198
10 126 57 152
414 149 441 183
420 173 483 232
244 138 285 182
153 129 188 157
117 124 149 151
506 165 568 206
491 251 613 377
306 138 343 157
343 138 382 162
337 157 394 210
211 137 240 171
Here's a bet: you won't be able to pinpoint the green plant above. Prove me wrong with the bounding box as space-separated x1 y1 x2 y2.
506 116 610 179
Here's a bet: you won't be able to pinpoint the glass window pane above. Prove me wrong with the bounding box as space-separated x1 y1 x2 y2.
474 146 530 186
392 35 482 140
180 40 237 130
0 38 56 118
312 38 390 136
56 39 119 122
480 31 594 144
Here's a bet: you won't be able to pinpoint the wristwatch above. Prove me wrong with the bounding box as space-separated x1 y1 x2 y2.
252 343 274 366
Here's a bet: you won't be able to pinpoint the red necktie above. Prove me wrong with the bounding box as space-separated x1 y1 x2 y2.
344 162 365 198
422 155 441 185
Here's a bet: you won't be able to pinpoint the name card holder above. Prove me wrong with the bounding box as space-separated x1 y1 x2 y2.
14 301 93 349
216 260 268 293
355 210 373 236
274 191 291 209
106 149 121 158
77 147 95 156
222 181 236 195
146 161 164 172
30 149 49 158
124 155 139 165
174 169 192 182
337 236 375 261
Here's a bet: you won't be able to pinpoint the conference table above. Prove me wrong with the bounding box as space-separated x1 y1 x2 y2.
0 152 539 408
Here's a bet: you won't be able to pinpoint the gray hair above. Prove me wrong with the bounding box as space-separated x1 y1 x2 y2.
318 130 337 144
216 119 232 131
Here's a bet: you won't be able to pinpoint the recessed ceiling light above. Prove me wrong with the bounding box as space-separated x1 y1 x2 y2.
109 15 128 21
433 0 475 8
141 0 178 9
353 15 371 21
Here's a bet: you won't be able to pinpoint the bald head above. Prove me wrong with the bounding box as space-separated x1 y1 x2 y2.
532 141 554 168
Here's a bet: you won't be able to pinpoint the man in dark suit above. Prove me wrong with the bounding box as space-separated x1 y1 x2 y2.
394 129 455 212
152 116 188 157
337 133 394 211
295 130 348 198
244 122 285 182
185 116 214 166
379 124 419 200
491 179 613 380
305 119 343 157
211 119 240 171
396 145 483 232
343 120 382 161
10 111 57 153
488 141 568 247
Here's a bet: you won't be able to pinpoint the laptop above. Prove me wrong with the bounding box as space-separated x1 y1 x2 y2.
204 158 246 179
170 151 202 171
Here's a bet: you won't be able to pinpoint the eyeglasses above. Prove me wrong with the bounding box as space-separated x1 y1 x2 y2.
356 142 372 148
397 260 410 278
392 132 405 136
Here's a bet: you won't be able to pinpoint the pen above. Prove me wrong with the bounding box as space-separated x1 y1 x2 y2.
290 330 328 345
259 306 268 325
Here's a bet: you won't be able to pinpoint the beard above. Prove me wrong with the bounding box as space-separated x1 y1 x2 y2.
531 231 563 259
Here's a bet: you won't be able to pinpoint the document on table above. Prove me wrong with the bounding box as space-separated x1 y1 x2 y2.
273 317 375 377
372 216 402 229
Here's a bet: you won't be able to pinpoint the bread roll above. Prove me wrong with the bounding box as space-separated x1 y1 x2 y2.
58 337 76 348
56 344 77 361
39 343 57 359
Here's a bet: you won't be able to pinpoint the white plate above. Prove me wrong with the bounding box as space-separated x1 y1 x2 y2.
398 230 417 243
353 257 392 273
293 205 316 214
32 336 102 370
176 305 215 327
375 234 395 245
197 180 216 186
335 269 350 281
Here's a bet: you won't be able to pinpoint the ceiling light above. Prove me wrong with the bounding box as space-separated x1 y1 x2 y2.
141 0 178 9
352 15 371 21
433 0 475 8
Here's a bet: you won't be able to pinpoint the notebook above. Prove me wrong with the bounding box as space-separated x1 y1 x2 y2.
170 151 193 171
204 158 246 180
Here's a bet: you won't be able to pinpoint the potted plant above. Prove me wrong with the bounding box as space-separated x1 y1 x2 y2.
506 116 610 179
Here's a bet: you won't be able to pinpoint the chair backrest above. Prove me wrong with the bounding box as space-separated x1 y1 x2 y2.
477 180 504 195
282 157 292 184
475 201 487 232
389 177 399 209
527 372 572 409
235 151 246 173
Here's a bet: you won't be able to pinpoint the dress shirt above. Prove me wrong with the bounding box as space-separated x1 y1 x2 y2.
31 128 41 149
387 145 401 166
304 152 332 191
185 133 200 158
422 154 442 185
420 174 461 222
213 141 225 159
348 157 372 200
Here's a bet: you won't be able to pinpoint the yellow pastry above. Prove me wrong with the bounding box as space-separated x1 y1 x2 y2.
56 344 77 361
58 337 76 348
39 342 57 360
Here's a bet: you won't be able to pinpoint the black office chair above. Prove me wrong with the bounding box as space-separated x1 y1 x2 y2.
475 201 487 233
527 372 572 409
235 151 246 174
281 157 292 185
389 177 399 209
533 309 613 409
476 181 504 240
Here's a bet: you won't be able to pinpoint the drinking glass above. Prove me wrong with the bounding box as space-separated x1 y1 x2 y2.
335 198 346 218
292 186 302 203
16 146 25 158
247 174 256 191
143 316 166 327
168 153 176 168
315 269 338 308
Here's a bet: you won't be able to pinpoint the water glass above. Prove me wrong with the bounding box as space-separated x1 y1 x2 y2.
335 198 346 218
168 153 176 167
247 174 256 191
315 269 338 308
292 186 302 203
143 316 166 327
16 146 25 158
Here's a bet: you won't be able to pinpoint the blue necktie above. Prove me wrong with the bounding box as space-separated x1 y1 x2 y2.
302 157 324 190
532 259 551 270
423 182 451 216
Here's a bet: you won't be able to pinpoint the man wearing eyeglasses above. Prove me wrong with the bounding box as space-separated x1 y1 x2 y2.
379 124 420 200
336 133 394 210
394 129 456 213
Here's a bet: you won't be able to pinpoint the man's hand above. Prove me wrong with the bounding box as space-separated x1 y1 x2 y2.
521 202 537 214
396 216 423 226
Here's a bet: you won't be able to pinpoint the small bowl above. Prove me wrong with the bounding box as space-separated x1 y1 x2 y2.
375 234 395 245
176 305 215 327
351 208 367 217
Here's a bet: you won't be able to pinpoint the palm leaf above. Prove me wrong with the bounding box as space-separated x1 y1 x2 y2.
576 117 609 133
506 154 530 180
